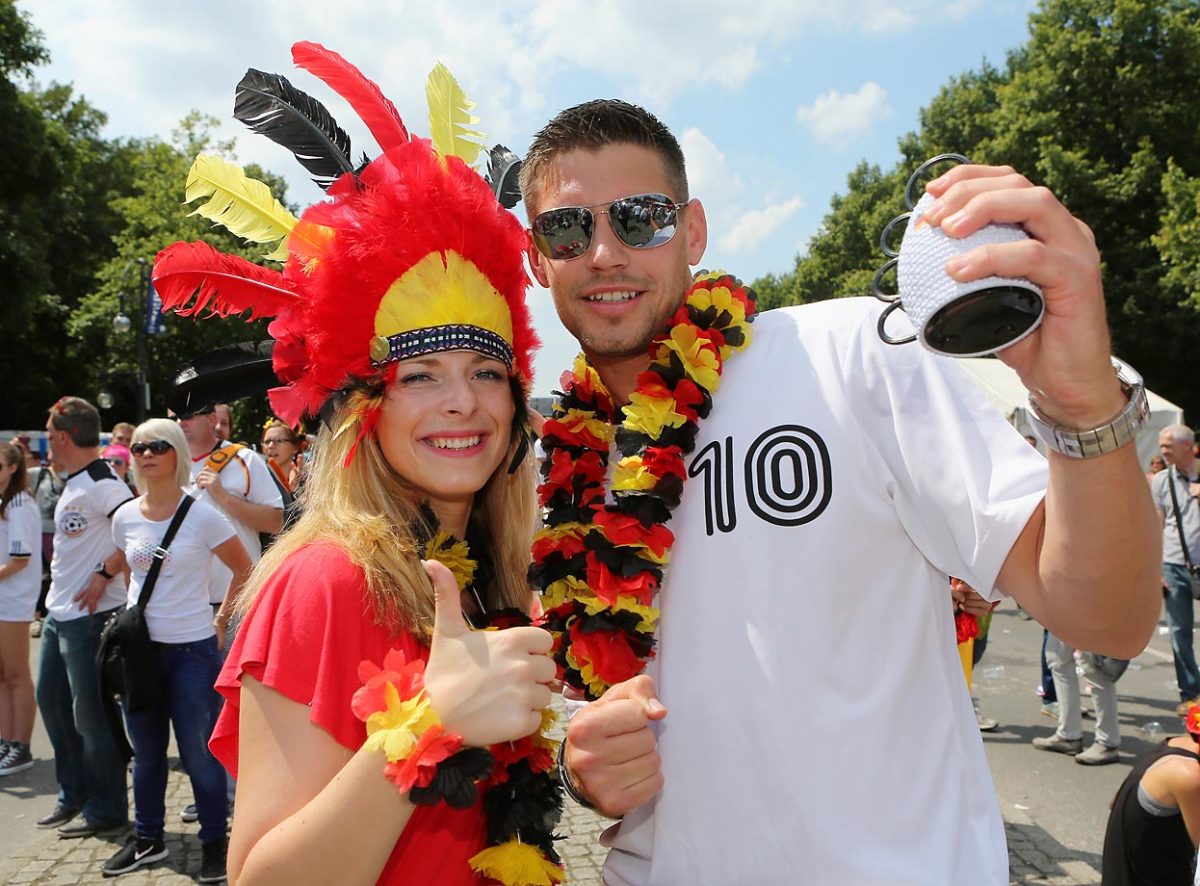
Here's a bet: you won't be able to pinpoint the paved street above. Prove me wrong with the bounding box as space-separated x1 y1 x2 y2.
0 599 1191 884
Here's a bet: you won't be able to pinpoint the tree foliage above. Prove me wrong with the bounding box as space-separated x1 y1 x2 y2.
756 0 1200 420
2 0 290 438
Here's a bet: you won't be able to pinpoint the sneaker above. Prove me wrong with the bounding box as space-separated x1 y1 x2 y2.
1032 734 1083 756
0 741 33 775
1040 701 1061 719
102 835 167 877
36 803 79 829
198 839 227 883
29 618 42 638
976 713 999 732
58 817 128 839
180 803 198 823
1075 743 1120 766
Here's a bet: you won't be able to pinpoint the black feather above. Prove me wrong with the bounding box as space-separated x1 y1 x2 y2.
485 144 523 209
164 341 278 417
234 69 355 190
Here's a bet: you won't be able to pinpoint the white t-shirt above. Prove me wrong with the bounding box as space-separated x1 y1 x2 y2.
600 299 1048 886
112 497 236 643
0 491 44 621
187 442 283 603
47 460 133 621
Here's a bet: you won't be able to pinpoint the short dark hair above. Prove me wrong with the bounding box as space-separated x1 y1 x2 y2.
48 396 101 448
520 99 688 213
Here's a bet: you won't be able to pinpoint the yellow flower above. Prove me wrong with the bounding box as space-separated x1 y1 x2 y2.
623 389 687 437
579 593 660 632
362 684 440 762
541 576 590 609
612 455 658 492
424 532 476 591
469 840 565 886
659 324 721 392
555 408 615 447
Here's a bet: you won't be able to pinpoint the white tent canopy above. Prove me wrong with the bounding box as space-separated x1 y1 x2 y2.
958 357 1183 469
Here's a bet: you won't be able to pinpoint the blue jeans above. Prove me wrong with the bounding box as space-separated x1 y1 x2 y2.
1164 563 1200 701
124 636 227 844
35 609 129 825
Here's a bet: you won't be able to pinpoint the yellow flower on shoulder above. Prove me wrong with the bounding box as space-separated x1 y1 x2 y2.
362 684 440 762
659 324 721 392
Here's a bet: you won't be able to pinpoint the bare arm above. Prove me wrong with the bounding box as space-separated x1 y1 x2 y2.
210 488 284 535
213 536 253 623
229 677 415 886
0 557 29 582
922 167 1160 658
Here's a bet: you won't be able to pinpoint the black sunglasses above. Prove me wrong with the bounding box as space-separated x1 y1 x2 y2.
530 193 688 261
130 440 173 457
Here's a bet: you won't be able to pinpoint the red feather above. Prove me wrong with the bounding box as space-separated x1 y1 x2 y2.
153 241 299 320
291 41 409 153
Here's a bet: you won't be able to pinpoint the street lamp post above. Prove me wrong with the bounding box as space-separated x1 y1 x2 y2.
111 259 160 422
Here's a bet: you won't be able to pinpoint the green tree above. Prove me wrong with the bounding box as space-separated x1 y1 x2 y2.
67 112 290 436
757 0 1200 419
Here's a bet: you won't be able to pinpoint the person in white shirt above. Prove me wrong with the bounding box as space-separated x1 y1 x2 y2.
170 402 283 636
101 418 251 879
35 396 133 837
521 100 1161 884
0 440 42 776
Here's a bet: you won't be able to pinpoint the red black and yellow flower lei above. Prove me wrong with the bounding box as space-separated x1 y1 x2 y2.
531 271 757 699
353 531 564 886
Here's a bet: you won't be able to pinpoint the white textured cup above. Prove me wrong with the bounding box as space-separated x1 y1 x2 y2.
896 192 1044 356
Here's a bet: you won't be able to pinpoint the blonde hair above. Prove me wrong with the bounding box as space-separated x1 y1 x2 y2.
130 418 192 491
239 387 537 638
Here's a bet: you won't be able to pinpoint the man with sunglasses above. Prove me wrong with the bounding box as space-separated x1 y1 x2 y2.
521 100 1160 884
35 397 133 838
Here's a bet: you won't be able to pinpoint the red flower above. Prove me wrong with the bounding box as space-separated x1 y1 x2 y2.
639 445 687 481
531 531 588 562
482 736 556 789
585 556 658 606
382 724 464 792
351 649 426 720
954 611 979 645
570 625 644 685
593 510 675 557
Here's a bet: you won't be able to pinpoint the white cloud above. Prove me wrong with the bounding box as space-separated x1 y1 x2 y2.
680 128 743 203
719 196 805 254
795 81 892 147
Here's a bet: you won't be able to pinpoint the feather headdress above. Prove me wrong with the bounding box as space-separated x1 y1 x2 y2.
153 43 536 429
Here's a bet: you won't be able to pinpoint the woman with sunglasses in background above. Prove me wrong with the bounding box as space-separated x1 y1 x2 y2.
102 444 136 494
0 441 42 776
99 419 252 880
260 420 305 495
154 47 563 885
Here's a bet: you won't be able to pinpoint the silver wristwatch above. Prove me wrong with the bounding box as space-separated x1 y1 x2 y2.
1026 357 1150 458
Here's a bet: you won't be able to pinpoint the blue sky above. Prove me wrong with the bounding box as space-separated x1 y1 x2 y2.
23 0 1037 396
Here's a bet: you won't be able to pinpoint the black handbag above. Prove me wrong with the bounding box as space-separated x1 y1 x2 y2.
97 496 195 759
1165 466 1200 600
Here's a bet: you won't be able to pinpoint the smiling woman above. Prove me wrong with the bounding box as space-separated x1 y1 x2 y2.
148 42 563 886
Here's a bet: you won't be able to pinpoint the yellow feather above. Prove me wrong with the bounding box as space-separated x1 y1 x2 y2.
469 841 565 885
185 154 298 262
424 63 485 167
374 250 513 345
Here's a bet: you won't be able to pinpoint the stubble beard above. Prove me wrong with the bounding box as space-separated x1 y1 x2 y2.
561 267 693 361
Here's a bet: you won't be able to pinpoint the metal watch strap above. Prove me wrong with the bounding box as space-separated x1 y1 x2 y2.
556 738 597 811
1027 357 1150 459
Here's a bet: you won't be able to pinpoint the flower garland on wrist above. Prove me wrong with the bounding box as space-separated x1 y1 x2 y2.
530 271 756 699
352 528 564 886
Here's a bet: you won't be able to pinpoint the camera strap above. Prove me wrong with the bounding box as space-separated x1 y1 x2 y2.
1167 465 1197 572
